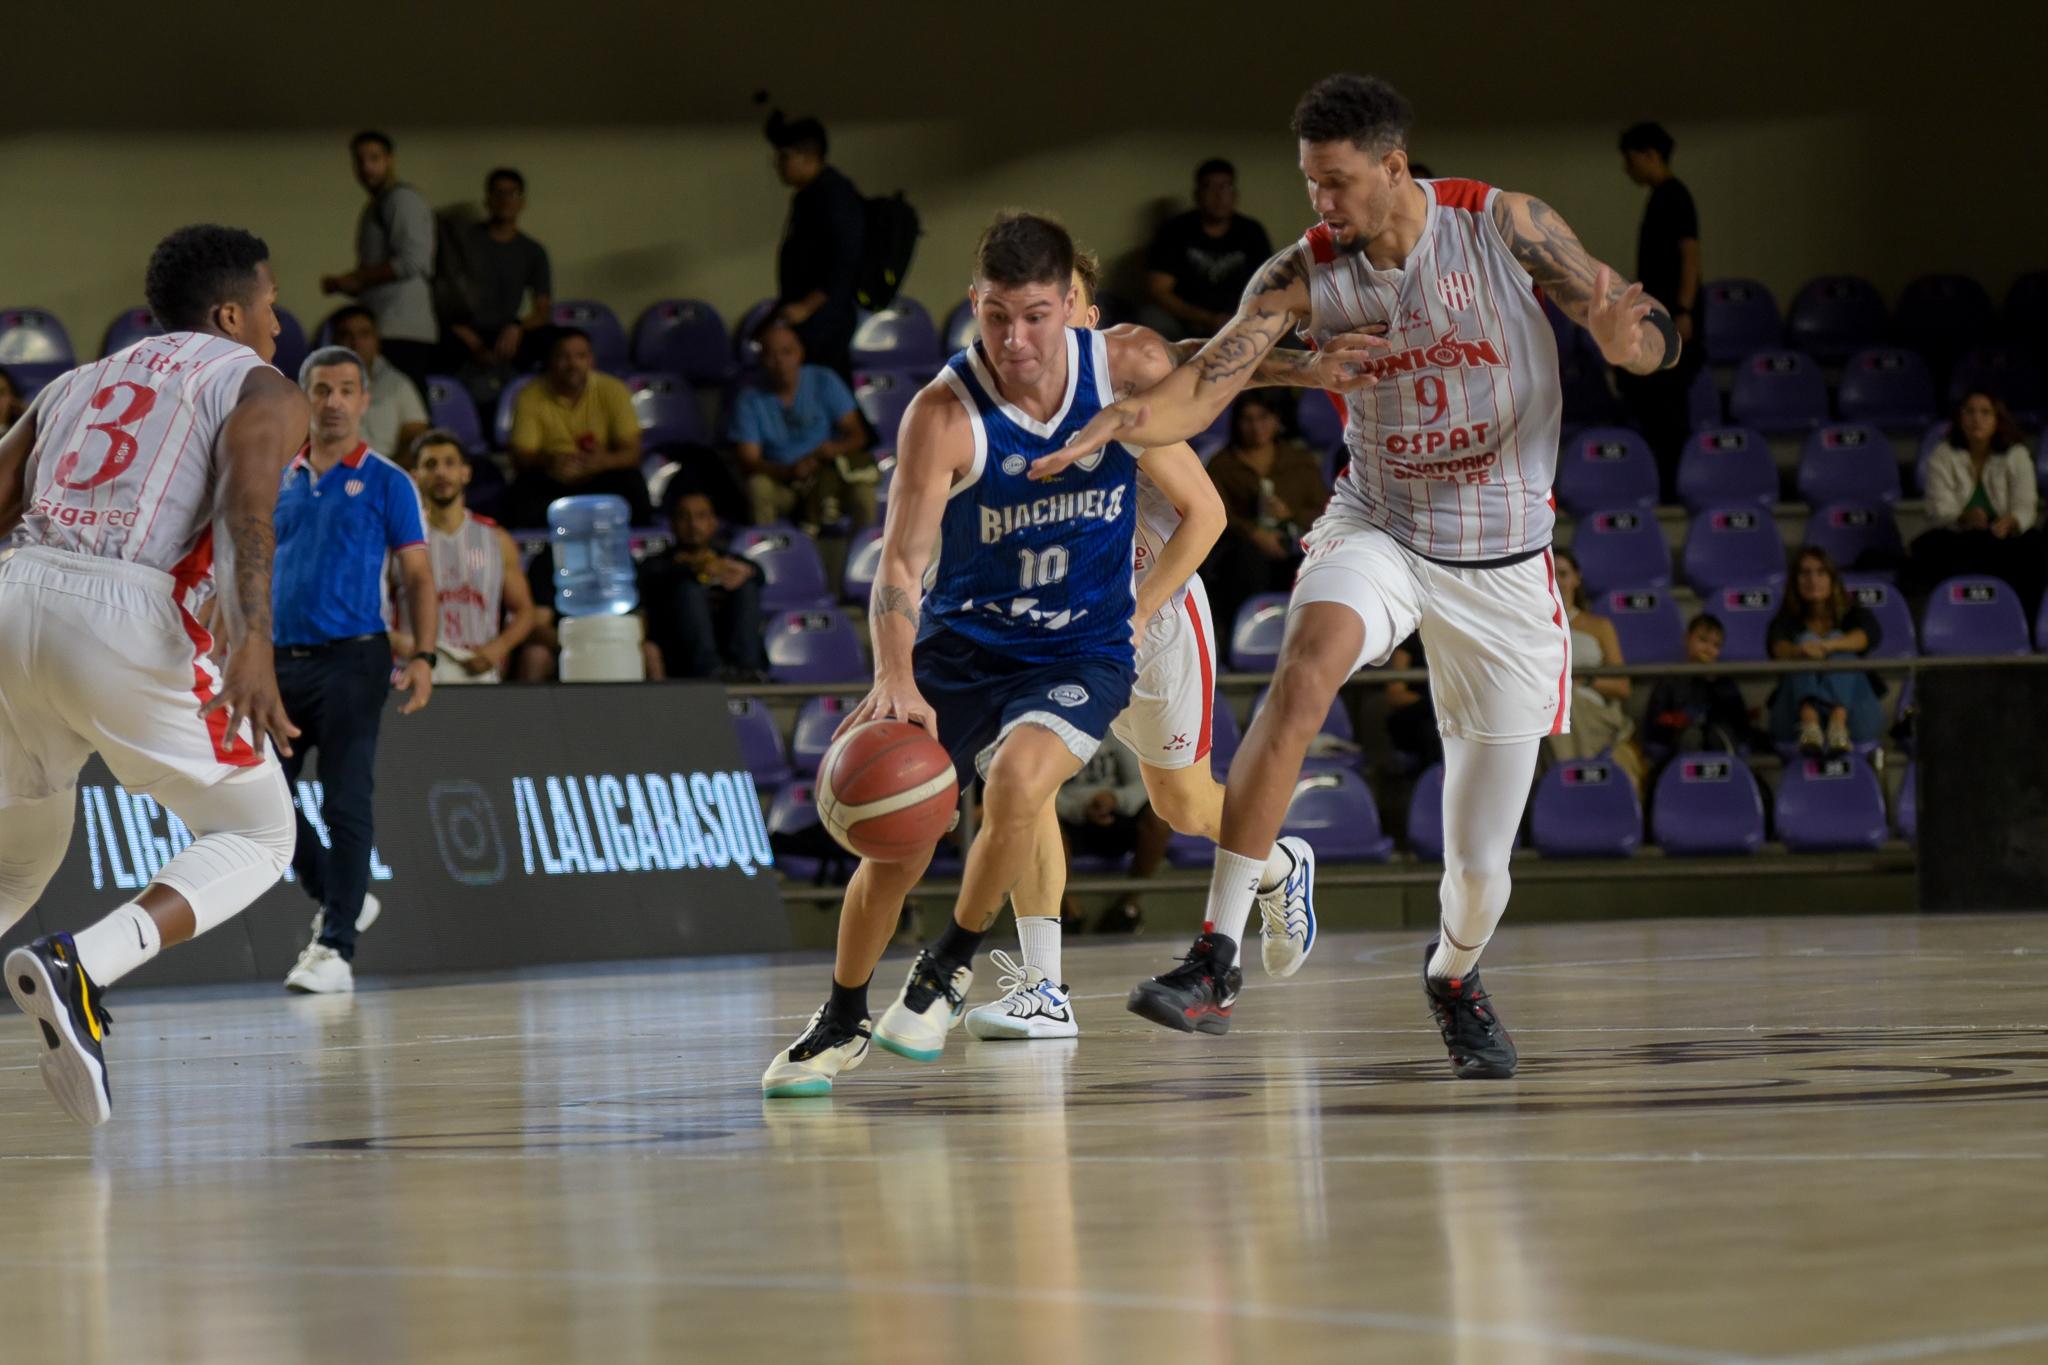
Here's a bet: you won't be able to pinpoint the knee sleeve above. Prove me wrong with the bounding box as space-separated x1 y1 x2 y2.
0 789 76 934
148 762 297 936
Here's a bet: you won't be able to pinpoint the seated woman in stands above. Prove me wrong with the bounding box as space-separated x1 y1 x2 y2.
1547 548 1645 788
1908 390 2044 614
1767 545 1885 756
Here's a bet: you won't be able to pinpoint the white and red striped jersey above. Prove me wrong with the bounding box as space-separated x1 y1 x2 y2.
8 333 274 590
1300 178 1562 563
390 511 507 653
1129 469 1191 610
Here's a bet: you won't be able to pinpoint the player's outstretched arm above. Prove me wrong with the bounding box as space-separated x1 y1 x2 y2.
1130 443 1225 637
1029 246 1316 479
0 409 36 540
1162 328 1388 392
1490 191 1677 376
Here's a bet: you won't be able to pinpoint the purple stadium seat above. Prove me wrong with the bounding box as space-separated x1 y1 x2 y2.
732 298 779 368
1802 503 1902 577
1895 274 1994 365
1729 350 1827 434
1796 424 1901 507
1842 575 1917 659
842 526 883 604
727 696 793 789
1837 348 1938 429
1651 752 1766 855
1602 586 1687 664
101 306 161 357
631 299 735 385
1897 761 1918 842
1556 427 1659 515
850 301 940 368
736 526 834 611
552 300 630 373
1920 576 2030 657
2002 271 2048 347
1947 346 2046 424
767 610 869 683
629 373 710 452
271 308 309 383
853 367 925 453
423 375 487 454
1709 584 1780 661
1297 389 1346 453
790 695 859 776
494 375 536 450
1210 688 1243 777
1686 366 1722 433
1676 426 1777 512
1230 593 1292 670
2038 593 2048 652
1545 296 1629 429
1787 276 1887 363
1251 685 1360 775
1571 508 1670 594
0 308 74 365
943 299 976 353
1701 278 1780 364
2 363 67 401
1531 757 1642 857
1683 505 1785 592
1278 770 1395 862
1406 762 1524 861
1775 753 1888 851
767 780 831 883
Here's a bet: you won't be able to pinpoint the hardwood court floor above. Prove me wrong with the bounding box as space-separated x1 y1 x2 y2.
2 915 2046 1365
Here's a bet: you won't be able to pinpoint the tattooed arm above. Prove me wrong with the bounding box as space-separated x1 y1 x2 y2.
1162 332 1384 390
0 408 35 540
1490 191 1671 375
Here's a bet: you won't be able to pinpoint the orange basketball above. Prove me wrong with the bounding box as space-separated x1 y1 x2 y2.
816 720 959 862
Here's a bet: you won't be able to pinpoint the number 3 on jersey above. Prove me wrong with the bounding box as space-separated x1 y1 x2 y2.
52 382 158 491
1018 544 1069 589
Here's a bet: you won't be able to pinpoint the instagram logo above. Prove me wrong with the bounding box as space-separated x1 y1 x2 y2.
428 781 508 886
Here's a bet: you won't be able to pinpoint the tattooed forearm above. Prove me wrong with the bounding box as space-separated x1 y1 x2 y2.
1491 194 1617 320
1187 248 1307 392
872 583 919 633
1169 336 1320 388
229 514 275 639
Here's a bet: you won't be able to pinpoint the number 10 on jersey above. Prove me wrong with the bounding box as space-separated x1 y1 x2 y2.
1018 544 1069 588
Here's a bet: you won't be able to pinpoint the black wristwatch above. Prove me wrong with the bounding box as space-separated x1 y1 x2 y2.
412 651 439 668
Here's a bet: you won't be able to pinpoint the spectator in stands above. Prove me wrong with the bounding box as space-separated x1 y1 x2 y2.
1053 733 1169 932
1384 633 1442 769
1644 614 1758 756
513 538 666 683
390 431 535 683
637 487 769 681
505 327 649 528
766 110 864 380
320 131 438 387
1201 391 1329 644
1617 120 1702 499
1768 545 1885 756
0 367 23 429
731 319 875 532
1908 390 2044 613
448 168 553 400
1549 548 1646 786
329 305 429 463
1144 159 1273 341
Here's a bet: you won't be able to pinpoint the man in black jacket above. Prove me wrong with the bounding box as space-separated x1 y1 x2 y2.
767 113 864 380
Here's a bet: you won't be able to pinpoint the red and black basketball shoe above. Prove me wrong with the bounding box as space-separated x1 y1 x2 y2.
1127 932 1242 1035
1422 938 1518 1079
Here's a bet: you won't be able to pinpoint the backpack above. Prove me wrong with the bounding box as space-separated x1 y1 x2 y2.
430 206 482 327
856 192 921 312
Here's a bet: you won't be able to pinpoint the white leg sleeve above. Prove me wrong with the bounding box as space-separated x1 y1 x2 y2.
148 761 297 937
0 790 75 937
1429 736 1540 979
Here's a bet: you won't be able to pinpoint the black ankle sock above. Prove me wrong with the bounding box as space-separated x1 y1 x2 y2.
931 920 988 972
827 976 870 1024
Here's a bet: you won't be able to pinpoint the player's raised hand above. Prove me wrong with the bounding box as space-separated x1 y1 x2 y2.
837 676 939 742
201 646 300 759
1587 265 1656 368
1308 324 1394 392
1027 404 1148 482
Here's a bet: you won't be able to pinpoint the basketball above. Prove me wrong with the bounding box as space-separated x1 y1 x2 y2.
815 720 959 861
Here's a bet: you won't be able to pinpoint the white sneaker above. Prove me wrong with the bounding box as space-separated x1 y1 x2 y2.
762 1007 872 1098
872 949 972 1062
1257 836 1319 978
965 950 1079 1040
284 943 354 994
311 891 381 939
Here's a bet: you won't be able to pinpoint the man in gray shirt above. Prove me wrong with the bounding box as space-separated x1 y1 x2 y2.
322 130 437 388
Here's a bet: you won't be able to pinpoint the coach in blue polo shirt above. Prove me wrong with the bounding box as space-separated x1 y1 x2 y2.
273 344 437 996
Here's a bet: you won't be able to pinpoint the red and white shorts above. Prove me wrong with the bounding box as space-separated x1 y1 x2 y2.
0 545 273 806
1111 575 1218 771
1291 513 1573 744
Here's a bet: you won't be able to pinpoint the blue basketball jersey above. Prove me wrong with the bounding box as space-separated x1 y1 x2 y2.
921 327 1139 665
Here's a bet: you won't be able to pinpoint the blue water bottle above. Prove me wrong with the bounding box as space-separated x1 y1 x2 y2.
548 494 638 617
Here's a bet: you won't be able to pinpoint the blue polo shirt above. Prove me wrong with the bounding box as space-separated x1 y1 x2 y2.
272 443 426 646
728 365 857 464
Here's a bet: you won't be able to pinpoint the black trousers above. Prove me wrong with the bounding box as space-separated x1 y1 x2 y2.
276 636 393 960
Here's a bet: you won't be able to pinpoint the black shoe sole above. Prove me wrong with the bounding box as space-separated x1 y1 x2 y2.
1126 982 1232 1035
1450 1055 1519 1080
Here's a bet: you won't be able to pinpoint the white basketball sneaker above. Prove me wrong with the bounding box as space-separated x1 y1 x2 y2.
1257 836 1319 978
965 951 1079 1040
762 1007 872 1098
310 891 382 939
872 949 972 1062
284 943 354 995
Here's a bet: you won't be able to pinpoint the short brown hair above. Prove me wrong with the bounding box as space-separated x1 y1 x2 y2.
1071 247 1102 307
975 211 1074 290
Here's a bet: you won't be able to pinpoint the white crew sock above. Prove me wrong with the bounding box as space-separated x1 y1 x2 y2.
1016 915 1062 985
71 903 161 986
1204 848 1268 949
1258 843 1295 893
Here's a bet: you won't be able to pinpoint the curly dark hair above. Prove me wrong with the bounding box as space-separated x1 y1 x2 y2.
143 224 270 332
1291 74 1413 153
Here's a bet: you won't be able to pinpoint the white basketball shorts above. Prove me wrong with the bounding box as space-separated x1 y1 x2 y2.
1111 577 1218 771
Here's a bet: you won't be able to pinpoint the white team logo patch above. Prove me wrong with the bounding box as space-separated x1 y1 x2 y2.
1073 450 1104 472
345 479 366 497
1002 453 1027 476
1436 271 1477 313
1048 684 1089 708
